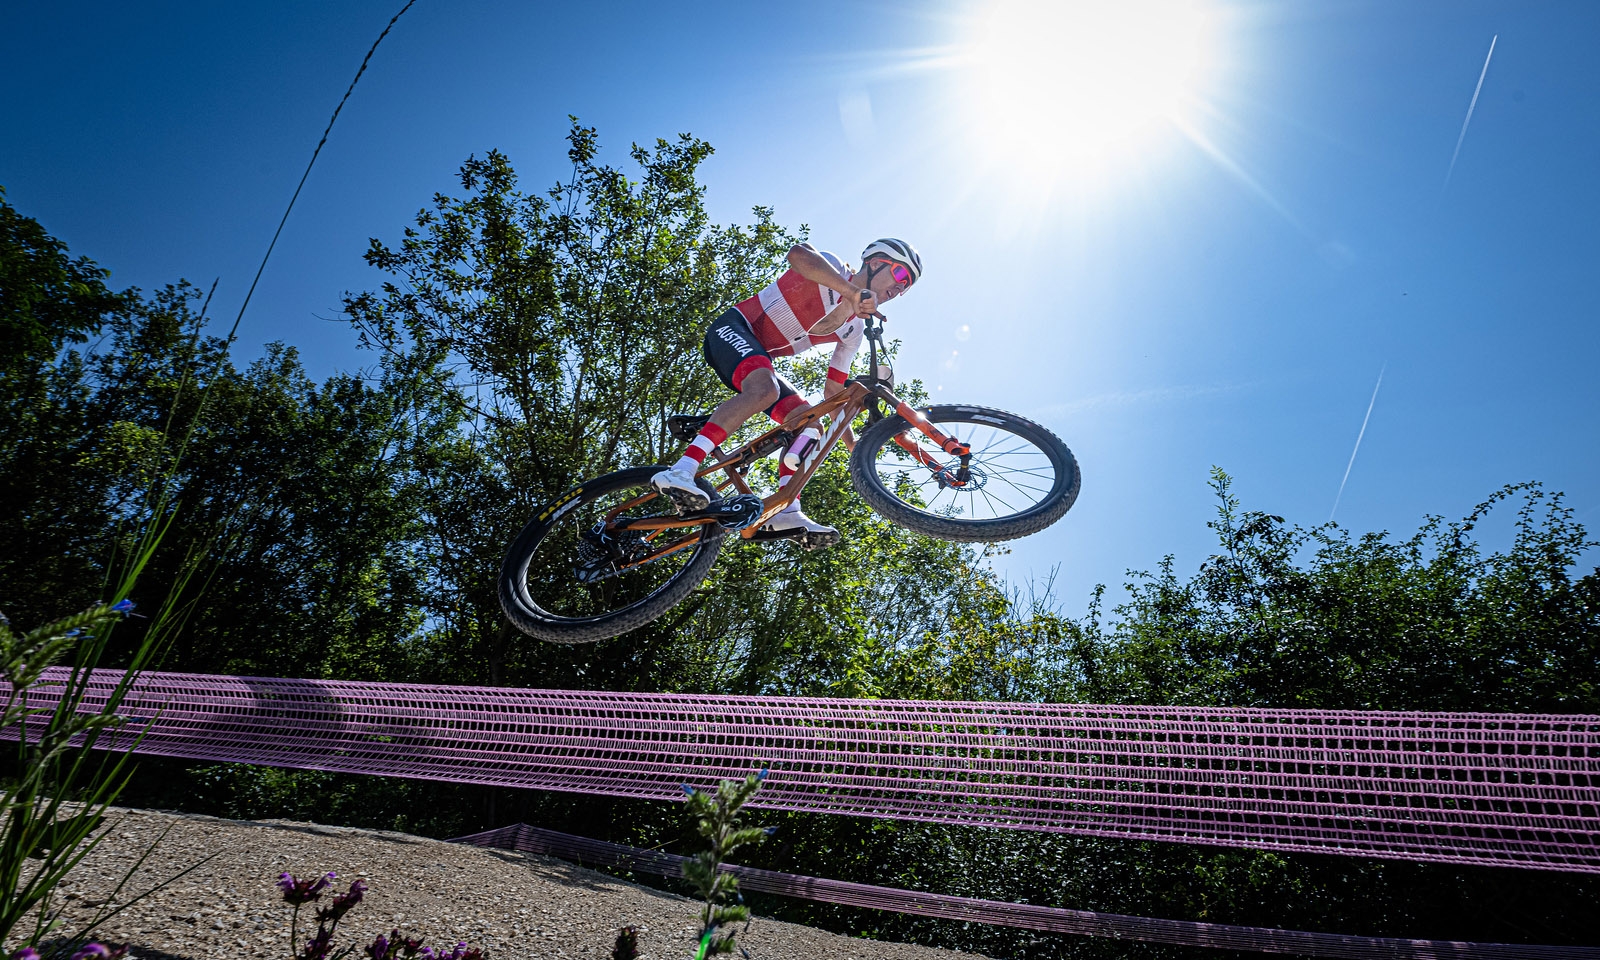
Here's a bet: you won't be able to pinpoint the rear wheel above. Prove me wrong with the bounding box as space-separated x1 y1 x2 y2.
499 467 724 643
849 404 1079 542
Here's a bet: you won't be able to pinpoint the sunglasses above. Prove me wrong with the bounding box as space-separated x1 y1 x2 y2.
871 259 914 290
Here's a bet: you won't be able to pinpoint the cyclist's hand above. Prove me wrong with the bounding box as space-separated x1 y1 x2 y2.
852 288 877 318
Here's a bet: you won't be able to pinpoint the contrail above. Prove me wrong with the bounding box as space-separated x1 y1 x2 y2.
1329 366 1385 524
1445 34 1497 189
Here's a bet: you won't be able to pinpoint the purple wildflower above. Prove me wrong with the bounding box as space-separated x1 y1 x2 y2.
612 925 640 960
69 946 127 960
421 944 481 960
317 878 368 923
278 870 336 905
301 925 335 960
11 949 42 960
365 928 423 959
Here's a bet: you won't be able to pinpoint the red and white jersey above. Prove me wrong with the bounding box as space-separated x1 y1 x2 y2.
732 247 865 384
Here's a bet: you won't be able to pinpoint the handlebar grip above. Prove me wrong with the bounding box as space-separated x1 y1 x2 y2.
856 289 885 322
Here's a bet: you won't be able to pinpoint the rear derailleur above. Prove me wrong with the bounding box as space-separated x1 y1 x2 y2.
574 522 645 584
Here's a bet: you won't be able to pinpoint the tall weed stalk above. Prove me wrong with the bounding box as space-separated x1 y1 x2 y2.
1 2 416 952
682 771 771 959
0 519 199 951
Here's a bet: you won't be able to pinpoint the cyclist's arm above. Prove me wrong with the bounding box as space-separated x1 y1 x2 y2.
788 244 874 320
787 244 857 298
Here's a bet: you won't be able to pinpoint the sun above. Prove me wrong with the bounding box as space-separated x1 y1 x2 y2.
959 0 1217 177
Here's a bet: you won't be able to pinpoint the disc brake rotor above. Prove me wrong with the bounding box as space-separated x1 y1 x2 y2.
934 463 988 492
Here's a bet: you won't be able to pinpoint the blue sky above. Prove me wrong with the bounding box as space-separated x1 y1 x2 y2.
5 1 1597 614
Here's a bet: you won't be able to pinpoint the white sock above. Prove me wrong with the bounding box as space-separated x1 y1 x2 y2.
671 435 717 474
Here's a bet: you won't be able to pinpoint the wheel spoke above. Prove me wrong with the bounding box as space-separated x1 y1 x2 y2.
991 470 1048 502
981 463 1056 478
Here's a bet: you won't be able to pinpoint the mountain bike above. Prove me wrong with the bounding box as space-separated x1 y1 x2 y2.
499 314 1080 643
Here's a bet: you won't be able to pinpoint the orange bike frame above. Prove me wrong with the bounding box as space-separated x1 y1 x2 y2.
606 379 970 557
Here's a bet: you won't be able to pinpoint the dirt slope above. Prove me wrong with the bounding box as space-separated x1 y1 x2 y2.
33 808 987 960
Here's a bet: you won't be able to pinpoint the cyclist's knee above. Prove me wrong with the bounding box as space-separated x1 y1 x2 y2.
770 394 808 424
740 369 780 407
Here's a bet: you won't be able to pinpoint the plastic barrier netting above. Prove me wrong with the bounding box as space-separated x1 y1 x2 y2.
453 823 1600 959
8 670 1599 872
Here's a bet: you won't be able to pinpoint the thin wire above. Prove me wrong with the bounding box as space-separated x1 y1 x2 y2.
222 0 419 345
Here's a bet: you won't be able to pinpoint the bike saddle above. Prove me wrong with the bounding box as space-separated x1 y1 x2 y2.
666 413 713 443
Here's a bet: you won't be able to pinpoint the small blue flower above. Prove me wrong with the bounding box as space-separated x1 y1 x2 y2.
681 783 695 796
111 599 135 614
64 629 81 638
756 768 769 781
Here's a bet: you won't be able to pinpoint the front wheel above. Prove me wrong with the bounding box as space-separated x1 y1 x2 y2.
499 466 724 643
849 404 1079 542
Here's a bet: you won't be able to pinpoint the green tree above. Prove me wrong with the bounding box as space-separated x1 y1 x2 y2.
341 120 798 687
337 119 1029 699
1067 469 1600 711
0 188 137 629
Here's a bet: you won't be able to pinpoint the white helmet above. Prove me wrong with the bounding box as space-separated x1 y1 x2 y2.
860 238 922 286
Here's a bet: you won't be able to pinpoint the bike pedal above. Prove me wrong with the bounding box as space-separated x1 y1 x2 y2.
702 494 764 532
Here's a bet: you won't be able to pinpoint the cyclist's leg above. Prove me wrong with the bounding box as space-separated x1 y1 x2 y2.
749 369 837 547
760 398 839 546
653 310 781 509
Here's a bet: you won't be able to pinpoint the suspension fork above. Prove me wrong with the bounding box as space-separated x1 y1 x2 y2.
871 386 973 482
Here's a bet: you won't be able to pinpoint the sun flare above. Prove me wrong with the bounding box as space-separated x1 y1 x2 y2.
961 0 1216 177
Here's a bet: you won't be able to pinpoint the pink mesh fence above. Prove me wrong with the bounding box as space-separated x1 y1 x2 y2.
454 823 1600 959
9 669 1599 873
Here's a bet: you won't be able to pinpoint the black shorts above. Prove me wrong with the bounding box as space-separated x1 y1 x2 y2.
702 308 802 418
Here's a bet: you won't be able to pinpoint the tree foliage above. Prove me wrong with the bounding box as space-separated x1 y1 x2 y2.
1065 468 1600 712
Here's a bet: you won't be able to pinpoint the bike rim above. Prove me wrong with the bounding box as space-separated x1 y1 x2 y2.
867 416 1062 522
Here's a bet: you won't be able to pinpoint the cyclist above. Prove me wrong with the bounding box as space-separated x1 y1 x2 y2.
651 238 922 549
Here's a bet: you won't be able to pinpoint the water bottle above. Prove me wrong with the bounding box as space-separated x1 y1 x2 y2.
783 427 821 471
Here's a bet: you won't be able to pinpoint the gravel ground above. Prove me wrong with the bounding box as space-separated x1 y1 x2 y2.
27 808 987 960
